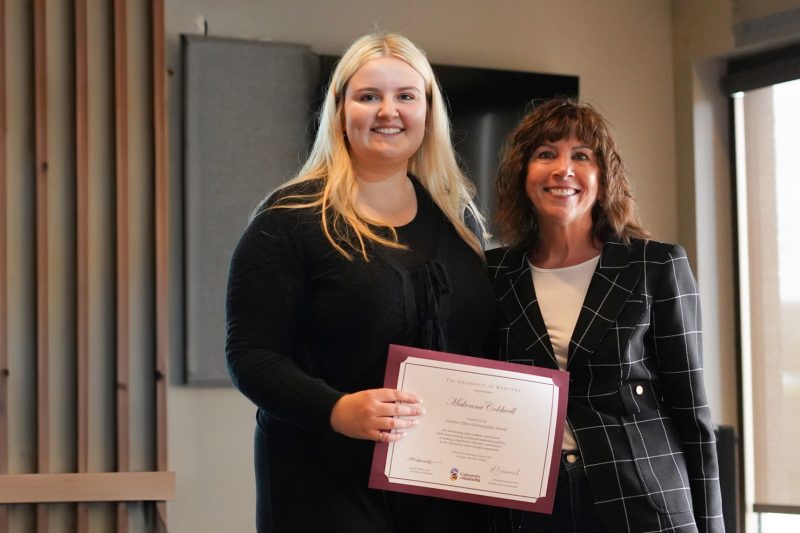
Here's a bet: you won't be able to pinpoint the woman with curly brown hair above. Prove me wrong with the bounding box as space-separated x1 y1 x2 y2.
486 98 723 533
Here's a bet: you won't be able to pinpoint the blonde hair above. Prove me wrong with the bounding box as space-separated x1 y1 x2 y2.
260 32 485 260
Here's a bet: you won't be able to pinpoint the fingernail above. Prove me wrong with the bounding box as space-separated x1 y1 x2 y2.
418 407 426 415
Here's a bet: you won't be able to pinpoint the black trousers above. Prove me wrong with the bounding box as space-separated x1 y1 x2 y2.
492 450 608 533
255 420 489 533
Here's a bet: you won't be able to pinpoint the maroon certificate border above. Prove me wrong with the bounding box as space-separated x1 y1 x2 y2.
368 344 570 513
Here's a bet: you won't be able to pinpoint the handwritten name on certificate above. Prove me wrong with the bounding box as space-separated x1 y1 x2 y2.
369 345 569 513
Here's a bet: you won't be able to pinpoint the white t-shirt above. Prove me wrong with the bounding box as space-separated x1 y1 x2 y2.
530 255 600 450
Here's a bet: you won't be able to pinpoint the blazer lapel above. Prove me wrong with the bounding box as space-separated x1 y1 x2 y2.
568 241 642 369
490 248 559 369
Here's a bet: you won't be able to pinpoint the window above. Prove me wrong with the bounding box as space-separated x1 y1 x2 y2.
730 64 800 530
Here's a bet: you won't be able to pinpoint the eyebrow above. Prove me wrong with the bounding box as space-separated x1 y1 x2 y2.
352 86 422 93
536 143 593 151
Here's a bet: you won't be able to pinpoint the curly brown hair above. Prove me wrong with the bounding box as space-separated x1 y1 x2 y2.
495 97 650 251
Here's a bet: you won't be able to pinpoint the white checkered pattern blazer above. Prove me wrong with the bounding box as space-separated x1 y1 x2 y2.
486 240 724 533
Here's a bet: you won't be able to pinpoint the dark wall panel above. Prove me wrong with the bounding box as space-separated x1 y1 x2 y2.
183 36 319 385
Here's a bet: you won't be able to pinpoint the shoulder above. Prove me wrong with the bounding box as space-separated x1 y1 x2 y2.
411 174 484 244
485 247 510 266
638 239 689 268
236 182 324 259
251 180 322 226
602 238 687 264
258 179 324 212
639 238 684 255
603 239 696 290
485 246 527 278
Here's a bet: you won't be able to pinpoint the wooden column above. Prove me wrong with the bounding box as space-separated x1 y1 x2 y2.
74 0 90 531
0 0 9 529
114 0 130 531
153 0 169 529
33 0 50 530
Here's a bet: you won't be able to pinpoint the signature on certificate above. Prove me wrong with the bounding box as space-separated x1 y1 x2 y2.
490 465 520 476
408 457 444 465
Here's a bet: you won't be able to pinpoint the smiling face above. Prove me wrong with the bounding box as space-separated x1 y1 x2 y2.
525 135 602 233
343 57 428 176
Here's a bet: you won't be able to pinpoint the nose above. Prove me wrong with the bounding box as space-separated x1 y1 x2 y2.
554 154 575 180
378 99 399 118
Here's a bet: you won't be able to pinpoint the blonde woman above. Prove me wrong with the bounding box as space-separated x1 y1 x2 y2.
226 32 494 533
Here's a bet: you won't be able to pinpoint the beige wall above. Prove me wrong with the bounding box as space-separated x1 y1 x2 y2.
671 0 739 438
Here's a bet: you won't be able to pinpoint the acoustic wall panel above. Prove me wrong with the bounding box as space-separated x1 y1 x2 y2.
183 35 319 385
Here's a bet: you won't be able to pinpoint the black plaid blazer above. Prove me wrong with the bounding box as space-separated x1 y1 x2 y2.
486 239 724 533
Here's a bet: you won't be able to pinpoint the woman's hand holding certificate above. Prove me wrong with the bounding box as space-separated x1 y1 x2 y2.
331 388 424 443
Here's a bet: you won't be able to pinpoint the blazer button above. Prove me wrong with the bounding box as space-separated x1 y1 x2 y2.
635 385 644 395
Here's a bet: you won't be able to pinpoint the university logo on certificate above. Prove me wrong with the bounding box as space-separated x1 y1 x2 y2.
368 344 569 513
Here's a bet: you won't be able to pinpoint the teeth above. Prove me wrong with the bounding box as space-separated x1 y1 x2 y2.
547 188 577 196
374 127 402 134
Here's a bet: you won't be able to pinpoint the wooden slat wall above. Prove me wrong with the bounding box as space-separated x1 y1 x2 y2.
152 0 168 529
113 0 130 530
0 3 8 533
74 0 90 531
0 0 174 531
33 2 50 531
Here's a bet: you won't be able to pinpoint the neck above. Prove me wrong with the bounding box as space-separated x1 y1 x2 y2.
354 171 417 227
351 157 409 184
531 223 601 269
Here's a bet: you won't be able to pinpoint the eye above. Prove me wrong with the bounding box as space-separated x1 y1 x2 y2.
358 93 379 102
534 149 556 160
398 93 417 101
573 151 593 162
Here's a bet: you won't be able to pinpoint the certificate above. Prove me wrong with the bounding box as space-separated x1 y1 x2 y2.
369 344 569 513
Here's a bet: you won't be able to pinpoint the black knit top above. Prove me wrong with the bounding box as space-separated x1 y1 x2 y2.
225 177 495 466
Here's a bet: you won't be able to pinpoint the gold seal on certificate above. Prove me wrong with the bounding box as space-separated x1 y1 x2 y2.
369 344 569 514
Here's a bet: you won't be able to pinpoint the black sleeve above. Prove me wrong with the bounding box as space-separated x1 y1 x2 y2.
652 244 724 532
225 207 343 431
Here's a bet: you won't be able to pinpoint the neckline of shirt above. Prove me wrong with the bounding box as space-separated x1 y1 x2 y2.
529 254 601 273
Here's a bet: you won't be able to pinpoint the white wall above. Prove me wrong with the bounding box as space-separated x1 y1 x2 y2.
164 2 680 531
